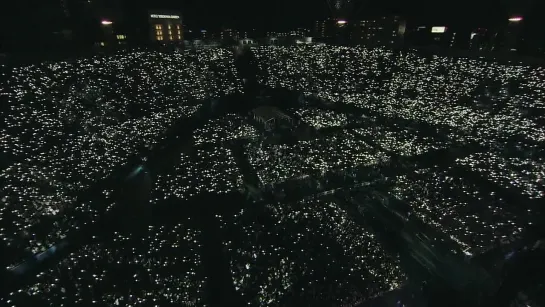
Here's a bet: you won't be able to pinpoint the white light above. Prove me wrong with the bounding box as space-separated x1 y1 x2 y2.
337 20 347 25
101 20 113 25
150 14 180 19
508 17 523 22
431 26 446 33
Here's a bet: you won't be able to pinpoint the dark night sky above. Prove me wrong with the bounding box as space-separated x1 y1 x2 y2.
1 0 535 44
3 0 534 34
141 0 529 31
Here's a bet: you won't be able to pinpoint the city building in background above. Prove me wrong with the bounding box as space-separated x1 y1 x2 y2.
264 37 279 45
405 25 458 49
313 16 405 47
71 0 126 48
4 0 545 59
315 19 352 44
266 31 286 38
503 16 524 52
314 19 338 41
263 27 313 45
295 37 313 45
315 0 361 45
469 28 493 51
95 17 130 48
405 26 428 47
350 16 406 48
291 28 311 37
430 26 455 48
148 11 183 44
98 20 115 47
221 28 240 42
239 38 257 46
517 1 545 56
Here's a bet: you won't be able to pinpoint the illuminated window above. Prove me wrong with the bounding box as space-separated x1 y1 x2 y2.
169 30 172 35
156 30 163 36
176 24 181 29
155 24 162 30
169 35 173 40
168 24 172 29
178 35 181 40
157 36 163 41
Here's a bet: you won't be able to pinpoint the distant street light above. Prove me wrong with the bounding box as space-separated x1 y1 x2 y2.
508 17 523 22
101 20 113 25
337 20 347 25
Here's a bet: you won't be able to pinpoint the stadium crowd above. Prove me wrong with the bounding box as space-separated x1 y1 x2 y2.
250 45 545 255
1 49 240 306
0 45 544 306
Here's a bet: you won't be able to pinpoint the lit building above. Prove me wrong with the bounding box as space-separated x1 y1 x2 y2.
469 28 492 51
266 31 291 38
405 25 467 49
98 19 115 47
517 1 545 56
239 38 256 46
314 19 337 40
290 28 310 37
265 37 279 45
350 16 405 47
405 26 430 46
295 37 313 45
148 11 183 43
199 30 208 40
313 19 355 44
95 18 129 48
503 16 524 52
221 29 240 41
73 0 125 47
430 26 450 47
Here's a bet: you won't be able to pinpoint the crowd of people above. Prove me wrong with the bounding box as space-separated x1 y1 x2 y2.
245 131 387 185
227 197 404 306
192 115 259 146
154 145 244 201
0 45 544 306
1 49 241 305
250 45 545 256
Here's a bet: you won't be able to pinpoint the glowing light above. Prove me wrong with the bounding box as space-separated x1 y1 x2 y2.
508 16 523 22
101 20 113 25
431 26 446 33
150 14 180 19
128 165 145 179
337 20 347 25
